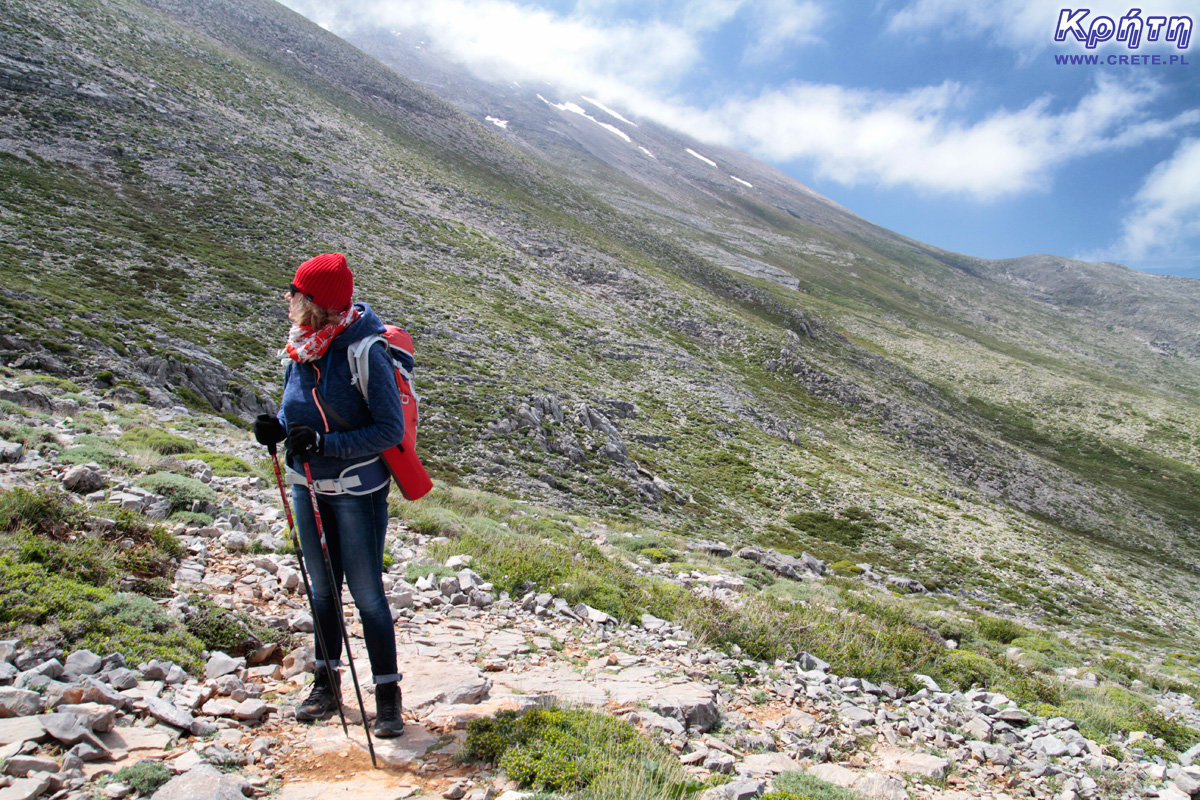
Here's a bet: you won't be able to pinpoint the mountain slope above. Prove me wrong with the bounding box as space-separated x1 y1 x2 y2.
1 0 1197 653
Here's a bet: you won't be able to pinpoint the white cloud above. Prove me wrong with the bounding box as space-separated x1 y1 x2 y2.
887 0 1197 54
744 0 827 60
284 0 702 92
278 0 1196 204
1092 138 1200 264
721 76 1198 199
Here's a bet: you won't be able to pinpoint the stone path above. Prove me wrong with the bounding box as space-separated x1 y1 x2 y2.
0 381 1199 800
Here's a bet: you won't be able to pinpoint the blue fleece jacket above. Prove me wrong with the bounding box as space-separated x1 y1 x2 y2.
278 303 405 488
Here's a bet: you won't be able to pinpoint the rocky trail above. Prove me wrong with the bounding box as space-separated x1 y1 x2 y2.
0 383 1198 800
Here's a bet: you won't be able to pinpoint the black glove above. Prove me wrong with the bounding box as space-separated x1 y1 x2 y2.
286 425 323 459
254 414 285 448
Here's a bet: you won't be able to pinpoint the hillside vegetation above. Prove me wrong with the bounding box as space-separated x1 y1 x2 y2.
0 0 1198 674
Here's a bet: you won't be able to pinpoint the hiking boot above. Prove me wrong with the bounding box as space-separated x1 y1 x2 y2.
373 681 405 738
295 667 341 721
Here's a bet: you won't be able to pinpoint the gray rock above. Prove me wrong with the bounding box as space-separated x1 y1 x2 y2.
62 464 107 494
204 653 244 680
0 389 53 414
735 546 821 581
25 659 62 680
104 668 139 691
62 650 103 679
1175 767 1200 796
798 652 830 672
1033 734 1069 758
853 771 910 800
650 691 719 733
14 646 60 672
189 718 218 737
0 716 47 746
233 699 267 721
80 677 133 711
0 773 53 800
994 707 1029 725
40 713 107 753
139 661 170 680
1158 787 1192 800
54 703 116 733
968 741 1013 765
2 755 58 776
689 540 734 558
962 716 993 742
640 614 668 631
703 751 735 773
0 688 41 718
573 603 616 626
1182 743 1200 767
0 440 23 464
149 764 249 799
717 778 766 800
885 575 927 594
633 709 685 737
911 674 941 692
840 705 876 726
457 569 483 591
144 697 194 731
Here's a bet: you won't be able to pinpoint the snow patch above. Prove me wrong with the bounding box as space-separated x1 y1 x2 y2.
486 116 509 130
731 175 753 188
639 147 655 158
686 148 717 167
538 94 632 143
582 96 637 126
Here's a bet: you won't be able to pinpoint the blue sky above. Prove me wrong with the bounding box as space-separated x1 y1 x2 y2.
280 0 1200 278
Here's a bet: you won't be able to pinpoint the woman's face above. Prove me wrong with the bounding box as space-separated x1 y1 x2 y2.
286 287 304 324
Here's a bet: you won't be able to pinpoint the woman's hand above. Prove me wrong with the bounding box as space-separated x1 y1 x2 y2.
254 414 285 446
286 425 324 458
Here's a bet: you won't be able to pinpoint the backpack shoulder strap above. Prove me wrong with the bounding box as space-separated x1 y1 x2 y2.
347 335 385 401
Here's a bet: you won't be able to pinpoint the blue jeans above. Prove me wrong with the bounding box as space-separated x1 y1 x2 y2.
291 485 401 684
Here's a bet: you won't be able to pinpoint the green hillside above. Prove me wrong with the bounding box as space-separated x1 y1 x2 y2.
1 0 1198 667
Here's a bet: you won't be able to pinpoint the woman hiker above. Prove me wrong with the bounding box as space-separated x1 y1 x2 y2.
253 252 406 738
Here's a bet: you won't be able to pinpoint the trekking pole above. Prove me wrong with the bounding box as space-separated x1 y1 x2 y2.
300 456 379 769
267 443 351 740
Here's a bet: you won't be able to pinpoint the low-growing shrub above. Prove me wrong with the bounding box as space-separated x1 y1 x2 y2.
169 510 215 527
462 707 691 795
184 595 293 656
0 559 204 671
119 428 197 456
771 771 864 800
1134 708 1200 752
112 760 172 794
14 532 116 586
975 616 1030 645
0 486 86 537
639 547 674 563
179 451 253 477
58 441 129 470
786 512 866 548
133 473 216 514
406 507 465 537
936 649 1003 691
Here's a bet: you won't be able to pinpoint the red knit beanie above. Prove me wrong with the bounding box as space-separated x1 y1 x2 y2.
293 253 353 312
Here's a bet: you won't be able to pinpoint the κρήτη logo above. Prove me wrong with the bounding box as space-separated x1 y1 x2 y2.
1055 9 1192 49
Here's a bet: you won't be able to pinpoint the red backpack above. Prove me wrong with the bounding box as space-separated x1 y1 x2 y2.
346 325 433 501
